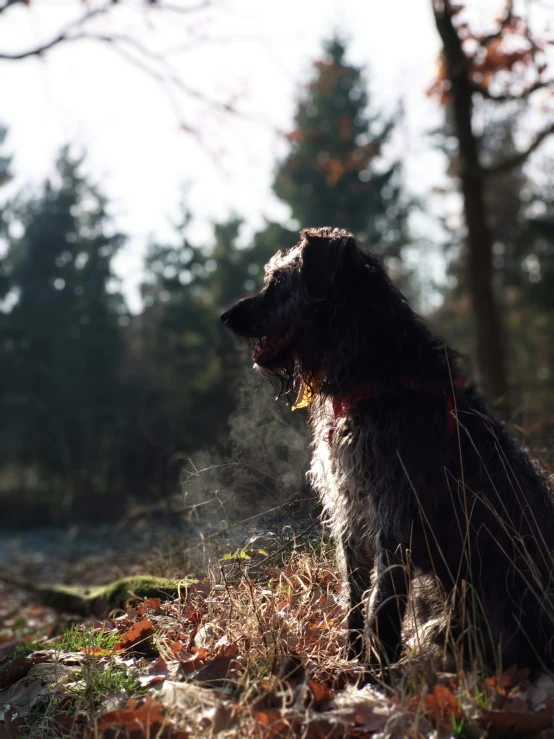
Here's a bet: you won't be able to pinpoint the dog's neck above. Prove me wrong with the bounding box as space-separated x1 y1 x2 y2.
331 376 464 415
318 315 456 393
321 375 465 446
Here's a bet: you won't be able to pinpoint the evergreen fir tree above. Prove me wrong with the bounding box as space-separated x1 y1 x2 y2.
136 208 220 482
137 214 262 467
0 148 128 506
274 36 409 258
0 123 12 299
0 124 10 189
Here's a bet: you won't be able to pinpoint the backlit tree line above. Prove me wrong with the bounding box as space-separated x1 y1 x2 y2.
1 23 554 523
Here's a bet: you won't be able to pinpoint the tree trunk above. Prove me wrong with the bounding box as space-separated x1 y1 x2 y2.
433 1 509 408
460 171 508 405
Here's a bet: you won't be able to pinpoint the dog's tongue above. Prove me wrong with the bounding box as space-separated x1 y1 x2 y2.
253 329 292 362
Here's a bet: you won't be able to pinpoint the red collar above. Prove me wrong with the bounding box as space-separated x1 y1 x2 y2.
328 376 466 444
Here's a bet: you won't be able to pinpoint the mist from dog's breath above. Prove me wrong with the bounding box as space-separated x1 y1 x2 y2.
180 366 313 530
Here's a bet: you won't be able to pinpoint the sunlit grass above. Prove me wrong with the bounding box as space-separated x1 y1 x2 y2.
59 624 120 653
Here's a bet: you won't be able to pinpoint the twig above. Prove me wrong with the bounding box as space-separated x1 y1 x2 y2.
479 0 514 47
484 122 554 176
0 6 112 61
471 78 554 101
0 0 26 16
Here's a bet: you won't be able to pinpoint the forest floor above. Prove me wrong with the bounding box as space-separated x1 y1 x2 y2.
1 510 554 738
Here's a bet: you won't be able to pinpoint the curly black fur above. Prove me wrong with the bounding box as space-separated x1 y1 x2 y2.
222 226 554 672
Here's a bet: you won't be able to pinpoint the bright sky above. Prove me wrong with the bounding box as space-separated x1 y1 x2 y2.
0 0 446 310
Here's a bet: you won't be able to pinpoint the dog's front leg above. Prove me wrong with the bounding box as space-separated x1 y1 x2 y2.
342 538 373 661
367 531 409 669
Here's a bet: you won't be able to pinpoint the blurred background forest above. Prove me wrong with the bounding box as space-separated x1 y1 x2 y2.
1 0 554 528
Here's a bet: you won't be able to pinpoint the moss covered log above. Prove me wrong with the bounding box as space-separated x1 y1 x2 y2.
0 573 195 617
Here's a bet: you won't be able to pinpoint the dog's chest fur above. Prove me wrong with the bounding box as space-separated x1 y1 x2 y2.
308 399 378 564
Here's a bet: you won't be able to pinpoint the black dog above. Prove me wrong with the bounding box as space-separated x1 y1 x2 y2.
221 227 554 672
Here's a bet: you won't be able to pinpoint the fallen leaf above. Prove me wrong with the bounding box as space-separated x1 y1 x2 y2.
149 656 168 675
139 657 168 687
432 684 461 719
0 709 24 739
175 648 209 674
308 680 334 707
487 665 520 696
113 617 154 653
526 675 554 711
0 654 49 690
480 707 554 735
301 715 349 739
51 713 77 735
0 680 49 718
184 582 212 600
254 709 287 732
154 681 236 734
95 696 177 739
0 642 17 663
503 698 528 713
307 620 334 631
137 598 162 616
193 654 240 685
0 657 34 690
171 641 187 657
333 685 391 733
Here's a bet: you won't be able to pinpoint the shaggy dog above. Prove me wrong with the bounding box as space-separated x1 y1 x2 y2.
221 226 554 672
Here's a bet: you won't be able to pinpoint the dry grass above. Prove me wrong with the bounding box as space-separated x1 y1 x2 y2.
2 526 554 738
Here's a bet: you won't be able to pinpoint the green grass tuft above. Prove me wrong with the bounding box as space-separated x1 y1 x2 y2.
60 624 121 652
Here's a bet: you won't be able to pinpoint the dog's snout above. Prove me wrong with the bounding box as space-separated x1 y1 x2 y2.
220 296 262 337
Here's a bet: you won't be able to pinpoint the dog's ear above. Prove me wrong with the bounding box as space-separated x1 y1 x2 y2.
300 229 358 298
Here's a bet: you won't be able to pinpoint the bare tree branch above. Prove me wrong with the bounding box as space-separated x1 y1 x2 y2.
85 32 238 118
0 6 112 60
151 1 211 13
0 0 280 145
480 0 513 46
0 0 26 17
485 122 554 176
0 0 29 16
471 78 554 101
0 1 211 60
81 30 281 132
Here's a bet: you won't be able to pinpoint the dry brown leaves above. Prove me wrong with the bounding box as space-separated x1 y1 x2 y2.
93 695 188 739
113 617 154 653
3 558 554 737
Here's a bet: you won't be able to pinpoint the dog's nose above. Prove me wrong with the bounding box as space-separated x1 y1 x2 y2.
220 310 231 324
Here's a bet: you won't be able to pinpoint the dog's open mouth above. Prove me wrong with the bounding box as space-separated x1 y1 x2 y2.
252 327 295 367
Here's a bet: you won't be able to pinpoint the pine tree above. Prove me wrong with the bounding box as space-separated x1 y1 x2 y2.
0 124 9 189
137 215 264 463
0 123 11 300
274 37 409 258
0 148 128 507
136 209 219 484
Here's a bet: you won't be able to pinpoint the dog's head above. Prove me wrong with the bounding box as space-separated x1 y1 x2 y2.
221 226 406 399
